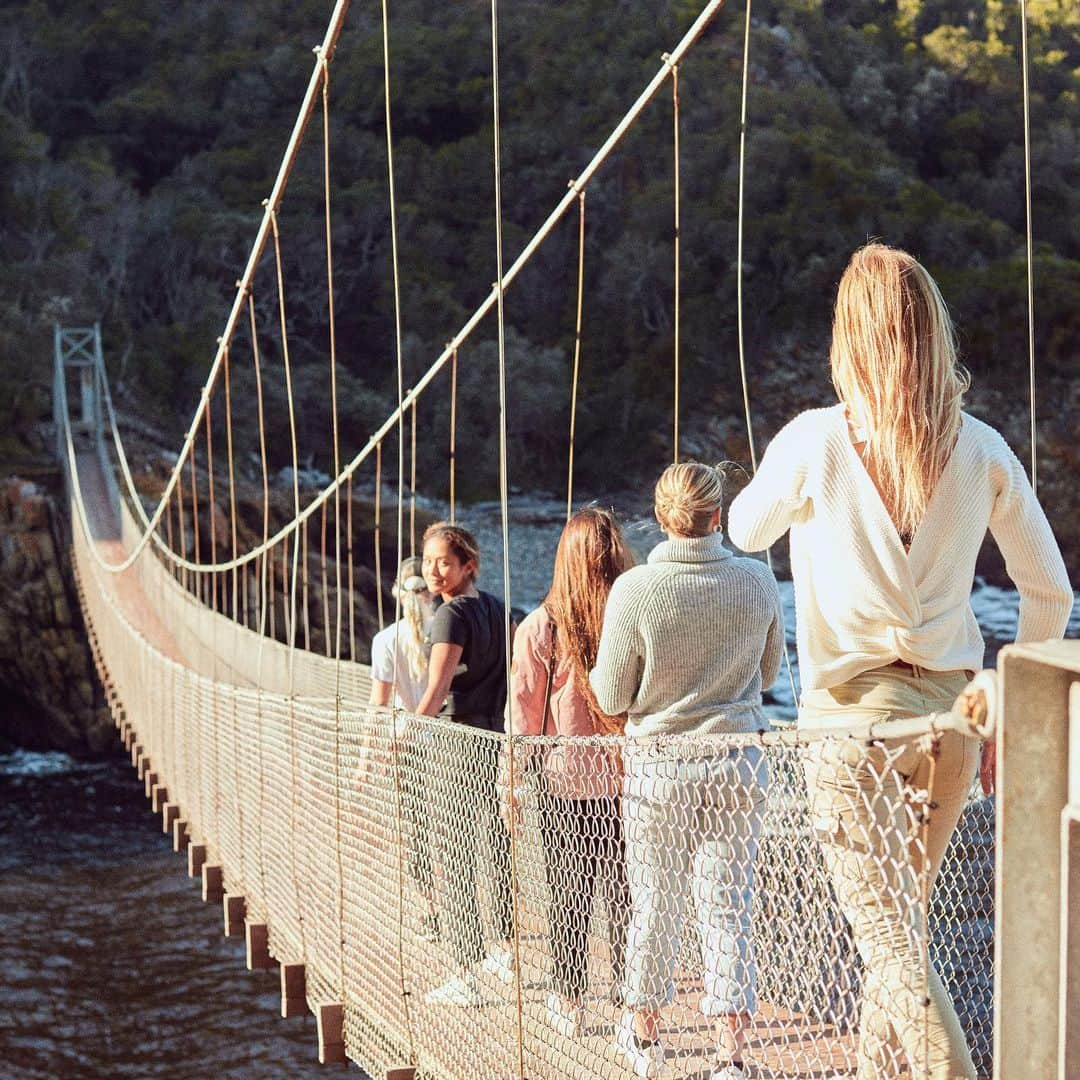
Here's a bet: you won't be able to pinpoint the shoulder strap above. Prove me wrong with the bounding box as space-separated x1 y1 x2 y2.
540 617 557 738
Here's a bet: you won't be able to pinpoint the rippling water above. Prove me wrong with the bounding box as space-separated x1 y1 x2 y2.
0 752 328 1079
2 490 1075 1077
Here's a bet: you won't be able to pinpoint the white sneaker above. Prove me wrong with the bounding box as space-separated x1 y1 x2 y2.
615 1011 665 1078
709 1066 746 1080
480 947 516 985
545 992 584 1038
423 972 484 1007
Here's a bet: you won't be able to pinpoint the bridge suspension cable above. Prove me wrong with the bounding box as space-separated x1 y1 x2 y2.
81 0 729 579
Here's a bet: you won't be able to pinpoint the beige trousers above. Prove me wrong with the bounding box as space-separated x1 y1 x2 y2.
800 666 980 1080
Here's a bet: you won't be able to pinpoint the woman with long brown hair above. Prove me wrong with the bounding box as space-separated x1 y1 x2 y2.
509 506 634 1037
729 242 1072 1078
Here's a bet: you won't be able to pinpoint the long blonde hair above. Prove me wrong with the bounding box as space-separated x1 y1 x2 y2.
654 462 726 537
544 508 634 734
830 243 969 541
393 556 430 683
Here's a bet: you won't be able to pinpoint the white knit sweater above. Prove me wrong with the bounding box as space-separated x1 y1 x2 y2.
589 532 783 737
728 404 1073 692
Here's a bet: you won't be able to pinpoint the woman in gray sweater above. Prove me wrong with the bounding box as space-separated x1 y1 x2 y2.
591 463 783 1080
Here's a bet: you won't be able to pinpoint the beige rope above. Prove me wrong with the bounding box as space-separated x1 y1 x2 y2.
670 57 681 463
83 3 729 581
347 472 356 659
566 189 586 522
374 442 385 631
380 0 417 1061
449 347 458 523
733 0 798 706
409 398 417 557
321 501 331 657
189 446 201 604
489 3 526 1074
268 206 302 688
223 347 240 621
1020 0 1037 492
204 392 218 612
302 518 311 653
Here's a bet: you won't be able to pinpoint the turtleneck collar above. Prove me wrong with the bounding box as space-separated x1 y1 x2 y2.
647 531 732 565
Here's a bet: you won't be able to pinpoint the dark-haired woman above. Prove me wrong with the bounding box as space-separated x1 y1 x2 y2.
416 521 516 1008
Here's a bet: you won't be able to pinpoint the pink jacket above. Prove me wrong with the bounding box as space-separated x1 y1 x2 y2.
509 605 620 799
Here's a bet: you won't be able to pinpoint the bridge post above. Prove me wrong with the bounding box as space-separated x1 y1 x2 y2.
1061 683 1080 1078
172 818 189 853
143 770 158 799
150 783 167 814
316 1003 346 1065
245 921 275 970
161 801 179 836
280 963 307 1018
187 843 207 878
994 641 1080 1080
223 893 245 937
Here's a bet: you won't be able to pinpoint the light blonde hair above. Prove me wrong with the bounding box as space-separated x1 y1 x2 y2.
654 462 725 537
544 508 635 734
392 556 430 682
830 243 969 541
421 521 480 581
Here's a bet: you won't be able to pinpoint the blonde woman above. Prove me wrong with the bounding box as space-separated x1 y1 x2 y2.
592 463 783 1080
510 507 634 1038
728 243 1072 1079
368 556 437 937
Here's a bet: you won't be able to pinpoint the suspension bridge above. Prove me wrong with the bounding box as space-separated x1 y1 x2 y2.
47 1 1080 1077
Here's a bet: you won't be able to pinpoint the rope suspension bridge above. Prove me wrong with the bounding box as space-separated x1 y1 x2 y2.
49 2 1077 1078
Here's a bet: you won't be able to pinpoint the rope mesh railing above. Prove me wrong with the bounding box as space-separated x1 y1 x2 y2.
67 459 996 1077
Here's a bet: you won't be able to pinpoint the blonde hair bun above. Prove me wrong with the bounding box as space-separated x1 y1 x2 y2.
654 462 725 537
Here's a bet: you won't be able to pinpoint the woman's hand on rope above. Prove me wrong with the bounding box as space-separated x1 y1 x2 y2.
980 740 996 797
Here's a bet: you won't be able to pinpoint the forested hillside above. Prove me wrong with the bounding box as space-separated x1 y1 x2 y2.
3 0 1077 538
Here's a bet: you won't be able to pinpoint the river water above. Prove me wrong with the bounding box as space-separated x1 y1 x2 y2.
2 490 1076 1078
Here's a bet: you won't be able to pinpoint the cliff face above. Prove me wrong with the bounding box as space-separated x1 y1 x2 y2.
0 477 110 753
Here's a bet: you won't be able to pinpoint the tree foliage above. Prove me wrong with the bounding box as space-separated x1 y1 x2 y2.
1 0 1077 501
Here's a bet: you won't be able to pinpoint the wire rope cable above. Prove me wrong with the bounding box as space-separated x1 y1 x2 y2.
1019 0 1037 492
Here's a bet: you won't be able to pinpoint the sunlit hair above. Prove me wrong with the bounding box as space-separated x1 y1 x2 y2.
392 556 430 683
830 243 969 541
544 508 634 735
654 462 725 537
421 520 481 581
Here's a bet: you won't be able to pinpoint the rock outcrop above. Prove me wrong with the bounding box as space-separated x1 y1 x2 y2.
0 476 111 753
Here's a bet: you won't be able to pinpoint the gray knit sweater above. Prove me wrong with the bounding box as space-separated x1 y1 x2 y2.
589 532 783 737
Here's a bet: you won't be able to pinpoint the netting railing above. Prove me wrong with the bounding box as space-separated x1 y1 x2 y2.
71 501 994 1078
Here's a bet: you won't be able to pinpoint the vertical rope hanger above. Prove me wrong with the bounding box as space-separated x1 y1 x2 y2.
666 54 682 463
734 0 799 705
321 49 344 668
374 442 385 630
379 0 417 1063
409 398 418 556
566 188 586 522
449 346 458 524
318 40 347 1006
488 3 527 1076
223 346 240 621
1019 0 1037 493
189 442 201 604
267 202 308 962
204 390 218 613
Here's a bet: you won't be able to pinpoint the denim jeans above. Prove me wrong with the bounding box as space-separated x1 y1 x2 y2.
621 745 766 1015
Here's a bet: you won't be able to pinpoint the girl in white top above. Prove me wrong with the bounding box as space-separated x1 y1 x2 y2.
369 556 434 712
728 243 1072 1080
368 557 438 937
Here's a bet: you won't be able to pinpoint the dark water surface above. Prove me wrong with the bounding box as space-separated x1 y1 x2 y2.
0 751 330 1079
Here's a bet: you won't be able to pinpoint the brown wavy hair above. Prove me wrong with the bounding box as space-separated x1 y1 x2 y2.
543 508 634 734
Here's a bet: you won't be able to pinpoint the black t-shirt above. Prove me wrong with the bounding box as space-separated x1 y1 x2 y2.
427 590 508 729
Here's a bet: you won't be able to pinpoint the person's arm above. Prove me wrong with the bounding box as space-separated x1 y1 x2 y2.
416 642 463 717
988 440 1073 643
369 681 392 707
728 416 811 552
759 576 785 693
590 577 644 717
509 615 547 736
